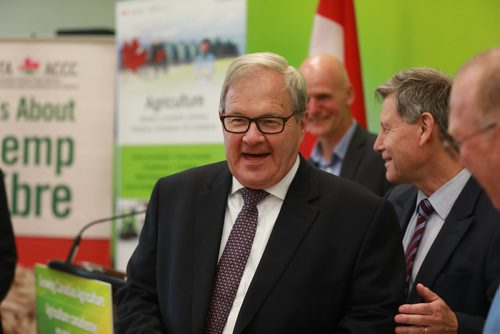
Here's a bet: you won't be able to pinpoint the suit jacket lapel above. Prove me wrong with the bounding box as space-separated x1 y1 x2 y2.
234 158 319 333
388 185 418 233
340 124 365 180
408 177 480 302
192 168 232 333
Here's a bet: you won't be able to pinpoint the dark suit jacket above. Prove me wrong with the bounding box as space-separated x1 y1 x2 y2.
0 169 16 303
386 178 500 334
116 157 406 333
309 124 392 197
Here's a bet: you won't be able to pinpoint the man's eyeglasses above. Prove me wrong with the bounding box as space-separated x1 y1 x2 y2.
453 122 497 147
220 113 296 134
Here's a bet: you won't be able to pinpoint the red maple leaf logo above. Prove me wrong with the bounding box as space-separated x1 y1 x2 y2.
18 57 40 74
121 39 148 72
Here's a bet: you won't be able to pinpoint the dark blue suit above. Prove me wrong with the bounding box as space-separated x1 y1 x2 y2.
116 157 405 333
386 177 500 334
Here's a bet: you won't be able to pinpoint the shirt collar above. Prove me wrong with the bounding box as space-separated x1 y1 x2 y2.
416 169 471 220
231 155 300 201
310 121 357 167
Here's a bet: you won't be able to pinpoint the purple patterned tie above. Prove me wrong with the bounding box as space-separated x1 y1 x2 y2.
405 198 434 292
205 187 269 334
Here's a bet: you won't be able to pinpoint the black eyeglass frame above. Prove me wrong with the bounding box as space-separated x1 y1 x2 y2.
219 113 296 134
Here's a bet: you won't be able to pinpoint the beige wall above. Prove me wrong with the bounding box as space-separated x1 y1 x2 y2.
0 0 115 38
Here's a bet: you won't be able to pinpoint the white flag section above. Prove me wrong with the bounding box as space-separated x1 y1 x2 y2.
309 14 345 61
0 39 115 238
307 0 367 127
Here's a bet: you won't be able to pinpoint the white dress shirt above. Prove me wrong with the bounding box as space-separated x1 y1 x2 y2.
403 169 471 289
219 156 300 334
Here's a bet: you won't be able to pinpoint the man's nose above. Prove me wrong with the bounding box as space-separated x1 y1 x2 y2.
307 98 322 114
243 122 265 143
373 133 384 152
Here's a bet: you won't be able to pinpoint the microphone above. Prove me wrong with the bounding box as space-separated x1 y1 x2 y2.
48 209 147 290
65 209 147 263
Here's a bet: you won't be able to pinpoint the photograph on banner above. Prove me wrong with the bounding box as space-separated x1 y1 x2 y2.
0 39 115 239
115 0 246 270
117 0 246 146
114 198 147 271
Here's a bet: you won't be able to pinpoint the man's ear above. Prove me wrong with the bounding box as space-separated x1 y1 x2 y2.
346 85 355 107
299 111 308 134
419 112 435 145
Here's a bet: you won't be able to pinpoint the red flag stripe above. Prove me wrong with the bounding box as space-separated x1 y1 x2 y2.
317 0 345 23
341 0 366 128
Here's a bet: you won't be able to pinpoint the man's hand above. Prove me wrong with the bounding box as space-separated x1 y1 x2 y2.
394 283 458 334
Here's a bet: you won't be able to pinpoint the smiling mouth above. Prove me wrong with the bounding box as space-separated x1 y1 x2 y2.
242 152 269 159
309 116 330 122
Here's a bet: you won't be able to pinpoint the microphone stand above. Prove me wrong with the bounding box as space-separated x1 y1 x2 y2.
48 209 147 290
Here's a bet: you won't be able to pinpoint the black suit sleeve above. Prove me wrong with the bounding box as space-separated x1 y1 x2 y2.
456 313 485 334
456 218 500 334
337 199 406 333
0 169 17 302
115 181 166 333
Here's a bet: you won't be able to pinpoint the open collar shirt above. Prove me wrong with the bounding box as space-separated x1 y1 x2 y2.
310 121 357 176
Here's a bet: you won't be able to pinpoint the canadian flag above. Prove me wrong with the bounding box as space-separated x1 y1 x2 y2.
300 0 366 157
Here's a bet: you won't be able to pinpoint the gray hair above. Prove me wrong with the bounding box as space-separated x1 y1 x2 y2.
219 52 307 118
376 68 453 143
457 47 500 118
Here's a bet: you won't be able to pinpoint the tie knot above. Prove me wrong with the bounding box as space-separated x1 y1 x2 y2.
240 187 269 207
331 152 340 165
417 198 434 220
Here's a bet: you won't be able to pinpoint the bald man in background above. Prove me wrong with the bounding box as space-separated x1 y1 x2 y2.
300 54 391 196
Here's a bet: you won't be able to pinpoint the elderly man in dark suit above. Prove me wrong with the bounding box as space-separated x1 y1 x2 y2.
374 68 500 334
0 168 17 334
300 54 391 196
448 46 500 334
116 52 405 333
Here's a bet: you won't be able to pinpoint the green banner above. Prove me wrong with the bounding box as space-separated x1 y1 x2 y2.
247 0 500 132
35 264 113 334
120 144 225 199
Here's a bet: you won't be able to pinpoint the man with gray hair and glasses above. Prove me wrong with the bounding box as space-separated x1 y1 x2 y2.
116 52 406 333
448 46 500 334
374 67 500 334
448 47 500 210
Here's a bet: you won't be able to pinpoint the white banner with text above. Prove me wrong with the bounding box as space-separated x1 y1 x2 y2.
0 38 115 238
